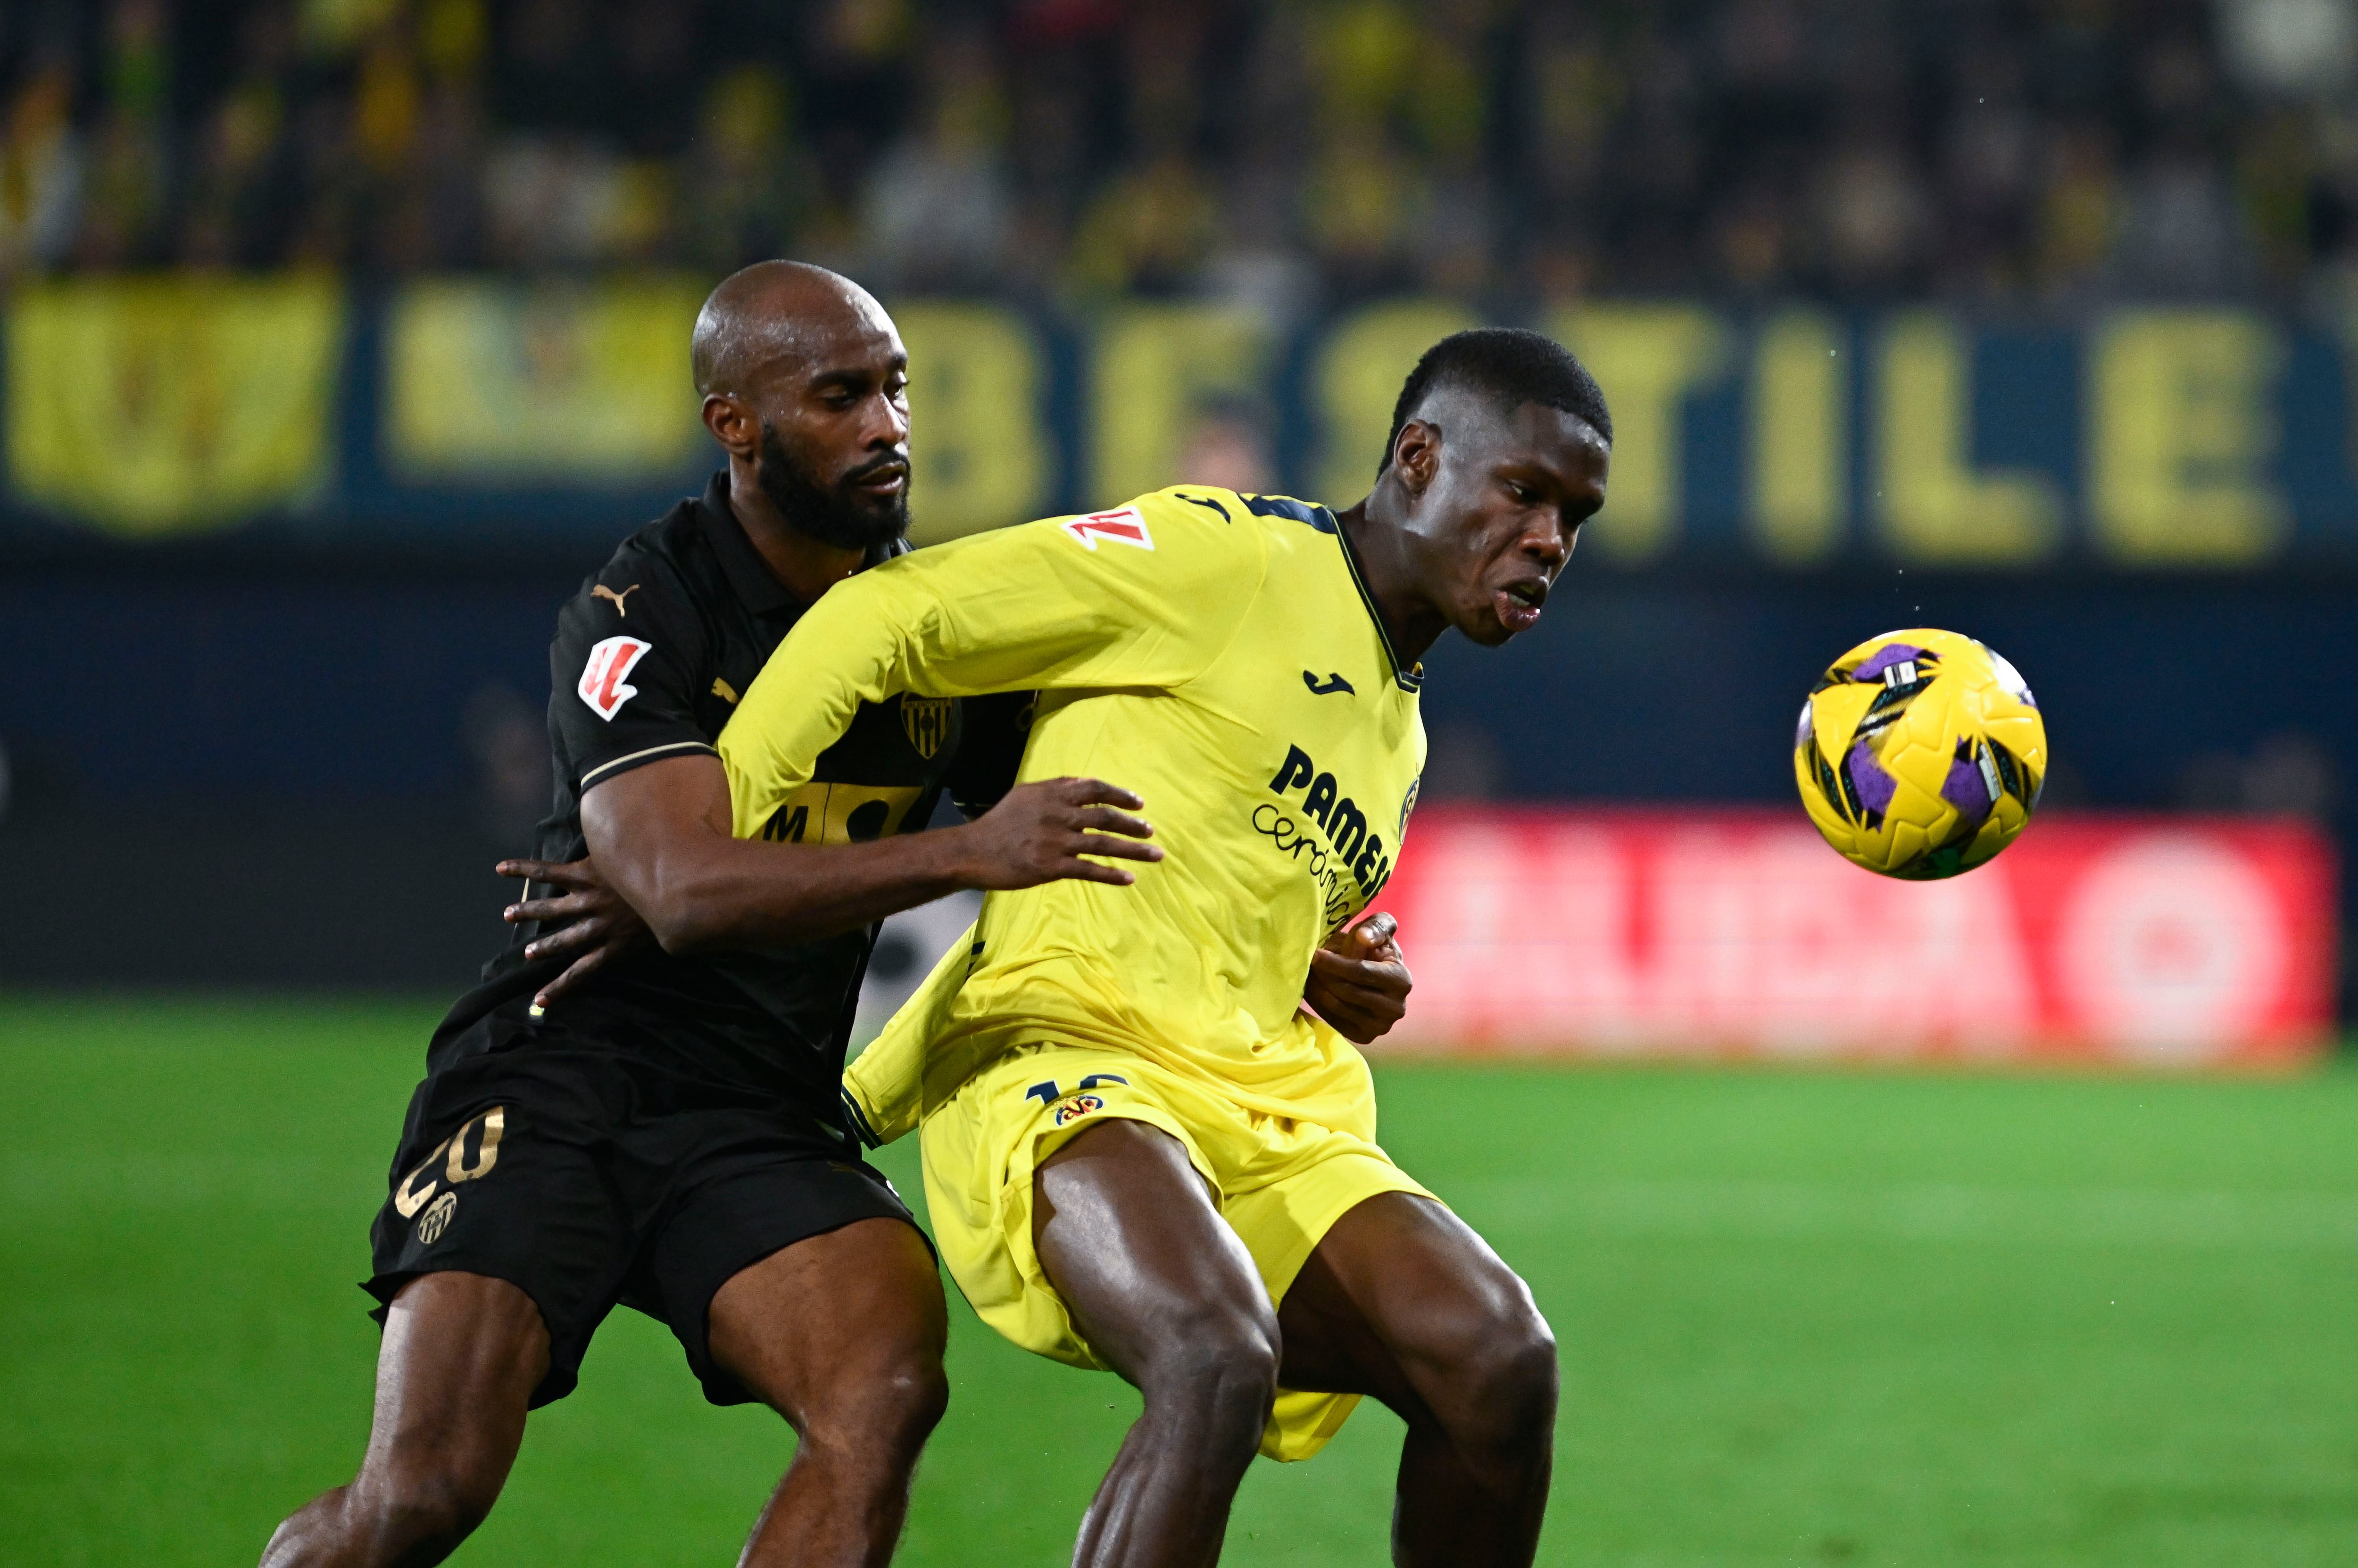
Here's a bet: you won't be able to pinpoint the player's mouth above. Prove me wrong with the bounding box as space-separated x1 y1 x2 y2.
847 456 909 497
1494 576 1547 633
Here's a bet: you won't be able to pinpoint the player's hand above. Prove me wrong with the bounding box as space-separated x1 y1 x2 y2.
497 855 652 1011
953 777 1163 889
1304 911 1411 1044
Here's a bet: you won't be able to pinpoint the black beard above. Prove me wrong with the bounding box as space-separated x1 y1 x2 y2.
756 423 910 552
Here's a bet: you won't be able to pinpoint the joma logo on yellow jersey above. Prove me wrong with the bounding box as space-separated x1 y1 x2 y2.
1267 745 1394 894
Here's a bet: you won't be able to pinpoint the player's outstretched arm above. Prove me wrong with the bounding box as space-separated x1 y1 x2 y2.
516 752 1156 985
511 839 1413 1027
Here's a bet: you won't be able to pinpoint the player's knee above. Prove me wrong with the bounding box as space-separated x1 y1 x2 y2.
1152 1296 1280 1388
872 1354 951 1456
796 1347 949 1470
1139 1300 1279 1442
357 1464 499 1560
1455 1303 1558 1458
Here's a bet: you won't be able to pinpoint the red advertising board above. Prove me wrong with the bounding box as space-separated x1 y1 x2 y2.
1373 808 2339 1068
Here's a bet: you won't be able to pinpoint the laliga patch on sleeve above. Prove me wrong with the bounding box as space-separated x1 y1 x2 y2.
579 635 653 721
1061 506 1155 552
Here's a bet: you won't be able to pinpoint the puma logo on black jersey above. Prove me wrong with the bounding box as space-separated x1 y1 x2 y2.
591 583 640 616
1303 671 1354 697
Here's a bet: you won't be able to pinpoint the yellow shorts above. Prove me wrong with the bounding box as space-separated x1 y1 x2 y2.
918 1040 1434 1461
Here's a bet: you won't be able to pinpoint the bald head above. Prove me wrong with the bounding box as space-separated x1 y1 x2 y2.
690 260 895 398
693 260 913 555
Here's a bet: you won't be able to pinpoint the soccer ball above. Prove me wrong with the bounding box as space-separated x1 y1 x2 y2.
1793 629 2048 880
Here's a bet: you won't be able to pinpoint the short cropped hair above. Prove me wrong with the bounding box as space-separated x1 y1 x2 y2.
1378 328 1612 476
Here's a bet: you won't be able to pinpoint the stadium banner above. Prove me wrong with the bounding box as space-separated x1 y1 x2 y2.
12 281 2358 566
383 277 707 483
3 275 344 535
895 300 1058 543
1373 807 2338 1069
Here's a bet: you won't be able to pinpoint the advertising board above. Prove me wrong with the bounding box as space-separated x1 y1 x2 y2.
1375 807 2338 1067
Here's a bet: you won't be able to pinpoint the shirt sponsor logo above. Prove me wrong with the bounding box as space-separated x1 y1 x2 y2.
1261 743 1400 922
1062 506 1155 552
760 782 926 844
579 636 652 721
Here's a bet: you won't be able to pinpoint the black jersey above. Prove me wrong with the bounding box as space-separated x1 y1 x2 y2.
429 472 1024 1113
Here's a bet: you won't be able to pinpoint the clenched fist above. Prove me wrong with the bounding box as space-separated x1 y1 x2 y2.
1303 911 1411 1044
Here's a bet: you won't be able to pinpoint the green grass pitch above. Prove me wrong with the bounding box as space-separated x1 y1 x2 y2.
3 996 2354 1566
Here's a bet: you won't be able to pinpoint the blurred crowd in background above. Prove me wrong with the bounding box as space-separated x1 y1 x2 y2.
7 0 2358 315
0 1 2349 1011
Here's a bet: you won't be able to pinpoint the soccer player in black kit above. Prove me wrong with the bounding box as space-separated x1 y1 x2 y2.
258 265 1216 1568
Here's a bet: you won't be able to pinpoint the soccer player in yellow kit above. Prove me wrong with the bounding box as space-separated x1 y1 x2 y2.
721 330 1611 1567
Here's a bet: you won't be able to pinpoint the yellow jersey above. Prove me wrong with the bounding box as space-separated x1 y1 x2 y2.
717 487 1427 1133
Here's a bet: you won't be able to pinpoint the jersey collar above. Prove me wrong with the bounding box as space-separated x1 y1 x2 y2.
696 471 803 618
693 470 910 620
1329 509 1426 694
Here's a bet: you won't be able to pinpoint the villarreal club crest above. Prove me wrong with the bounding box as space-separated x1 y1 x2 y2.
1794 629 2049 880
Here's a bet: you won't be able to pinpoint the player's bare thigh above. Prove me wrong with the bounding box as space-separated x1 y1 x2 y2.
706 1217 948 1439
371 1270 551 1447
1030 1119 1267 1382
1278 1198 1555 1566
1274 1192 1554 1419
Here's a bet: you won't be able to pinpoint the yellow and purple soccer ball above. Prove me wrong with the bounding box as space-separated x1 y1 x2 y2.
1793 628 2048 880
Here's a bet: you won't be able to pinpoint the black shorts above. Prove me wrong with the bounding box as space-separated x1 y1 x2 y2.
364 1042 920 1409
